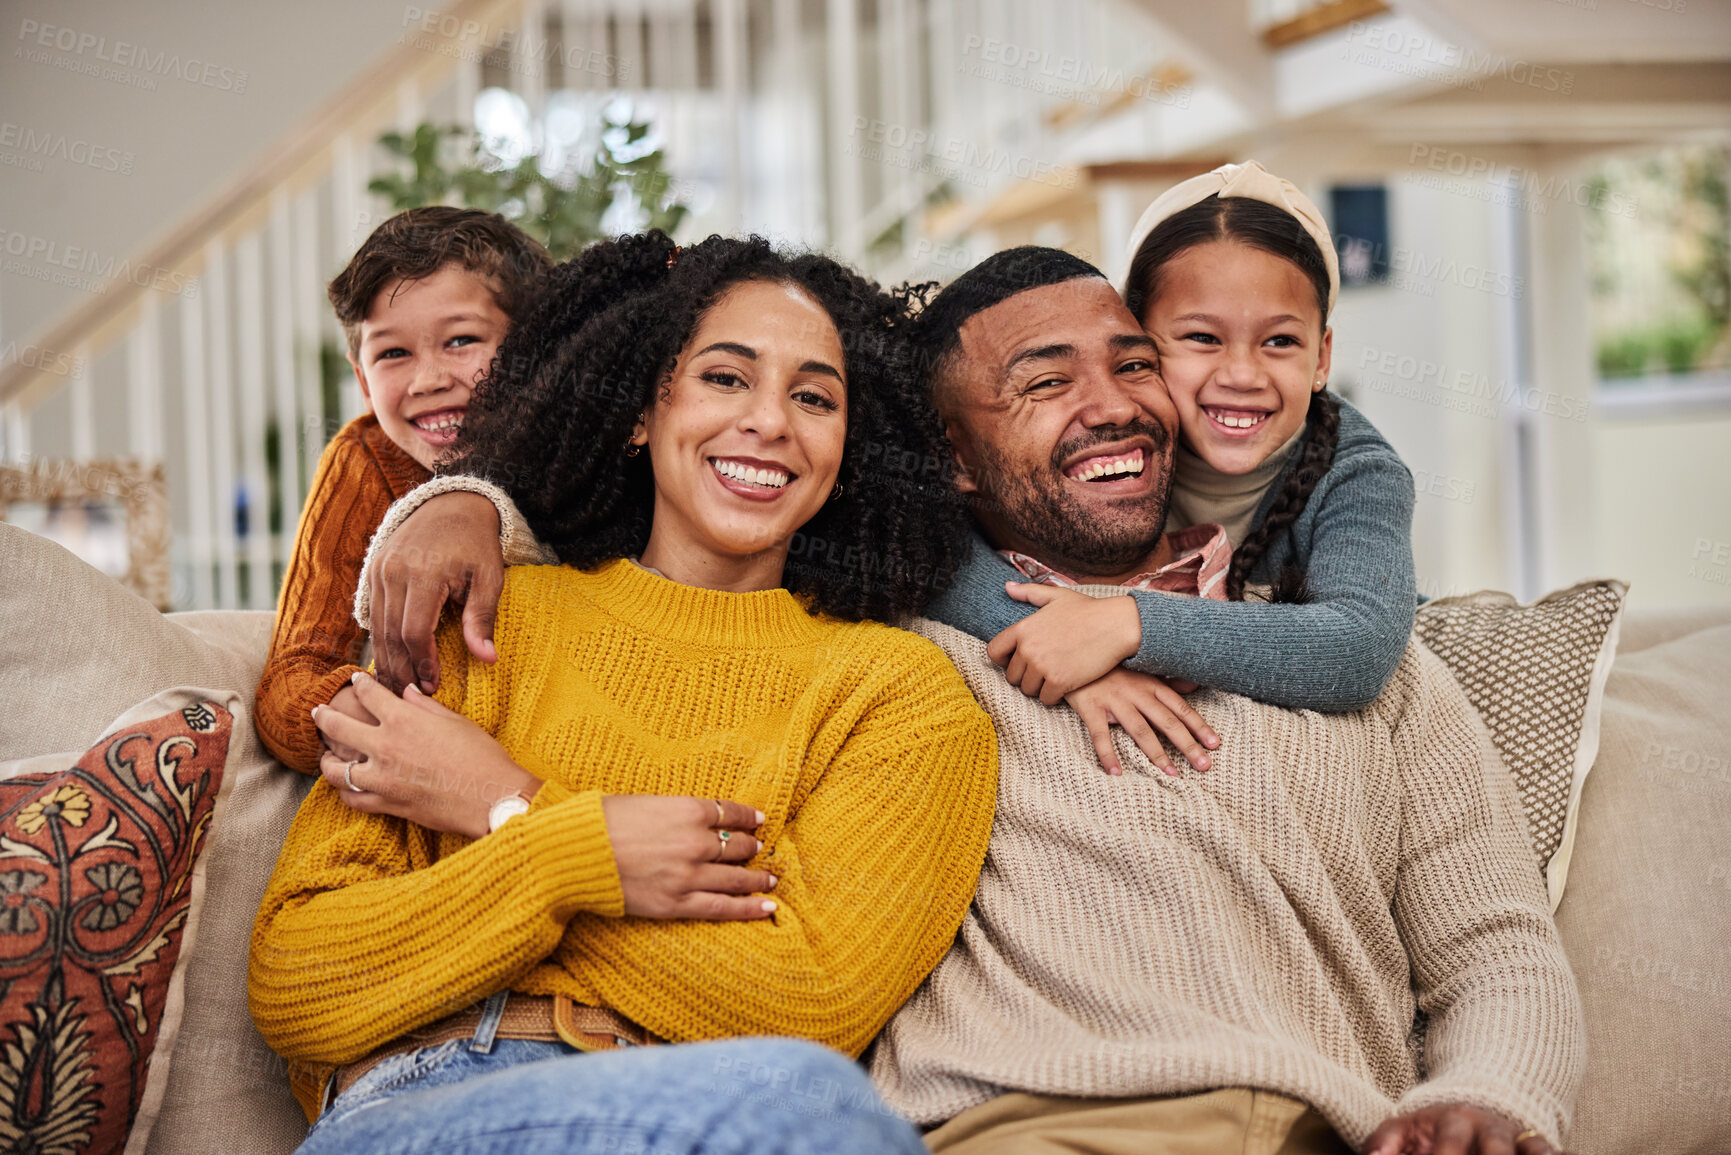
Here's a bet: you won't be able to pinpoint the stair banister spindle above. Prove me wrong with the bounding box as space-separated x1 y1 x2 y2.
2 400 30 463
609 0 639 95
716 0 746 233
269 191 302 552
521 0 550 109
824 0 862 256
237 231 274 610
204 238 239 610
128 296 165 463
588 0 611 94
179 263 215 610
330 133 366 425
69 346 95 462
292 188 323 511
648 0 676 91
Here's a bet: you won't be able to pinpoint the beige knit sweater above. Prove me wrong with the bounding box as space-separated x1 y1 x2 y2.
872 621 1584 1148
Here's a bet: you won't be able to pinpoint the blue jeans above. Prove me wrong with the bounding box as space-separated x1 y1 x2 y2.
296 1035 926 1155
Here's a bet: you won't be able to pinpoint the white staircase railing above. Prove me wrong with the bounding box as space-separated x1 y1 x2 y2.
1 0 1191 611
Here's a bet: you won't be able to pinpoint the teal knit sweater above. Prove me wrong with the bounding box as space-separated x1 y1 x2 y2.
925 398 1417 712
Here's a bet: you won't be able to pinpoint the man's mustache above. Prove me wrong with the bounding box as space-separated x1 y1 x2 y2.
1048 420 1171 474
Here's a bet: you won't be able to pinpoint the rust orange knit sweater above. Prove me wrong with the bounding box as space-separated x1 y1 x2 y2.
249 560 1000 1121
255 414 430 772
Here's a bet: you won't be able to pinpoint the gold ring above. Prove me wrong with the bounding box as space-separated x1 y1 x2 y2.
1515 1131 1540 1145
713 799 724 827
715 829 732 860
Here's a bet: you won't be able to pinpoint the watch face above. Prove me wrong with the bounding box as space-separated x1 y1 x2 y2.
488 795 531 832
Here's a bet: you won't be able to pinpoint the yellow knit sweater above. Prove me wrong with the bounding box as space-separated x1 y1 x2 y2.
248 559 998 1120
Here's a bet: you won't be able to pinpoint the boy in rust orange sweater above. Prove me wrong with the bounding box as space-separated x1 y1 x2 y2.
255 207 550 772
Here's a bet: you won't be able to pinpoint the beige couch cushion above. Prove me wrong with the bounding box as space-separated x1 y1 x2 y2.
0 525 309 1155
0 527 264 763
1555 612 1731 1155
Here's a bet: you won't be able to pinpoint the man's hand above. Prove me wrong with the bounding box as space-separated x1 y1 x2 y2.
1363 1104 1569 1155
369 491 505 695
986 583 1141 704
313 672 538 839
1064 668 1218 775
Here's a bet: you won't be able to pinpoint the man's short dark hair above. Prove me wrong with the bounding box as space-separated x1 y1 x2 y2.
911 246 1106 414
328 206 554 359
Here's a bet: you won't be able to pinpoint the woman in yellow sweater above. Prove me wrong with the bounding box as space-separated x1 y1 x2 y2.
249 233 999 1154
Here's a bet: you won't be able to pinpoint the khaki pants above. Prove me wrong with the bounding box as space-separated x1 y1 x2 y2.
924 1087 1354 1155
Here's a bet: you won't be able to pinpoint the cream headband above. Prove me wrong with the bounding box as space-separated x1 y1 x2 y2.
1117 159 1340 316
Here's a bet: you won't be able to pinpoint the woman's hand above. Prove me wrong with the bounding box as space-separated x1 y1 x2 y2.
602 796 779 921
312 671 540 839
1063 668 1219 776
986 583 1141 704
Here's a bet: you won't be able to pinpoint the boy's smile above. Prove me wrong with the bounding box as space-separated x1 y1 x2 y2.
352 264 511 471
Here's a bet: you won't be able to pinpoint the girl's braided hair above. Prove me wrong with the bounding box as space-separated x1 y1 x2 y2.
1226 390 1339 602
443 230 971 623
1125 195 1339 604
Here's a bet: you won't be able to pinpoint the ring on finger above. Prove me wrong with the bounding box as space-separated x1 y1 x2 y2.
1514 1132 1540 1145
712 799 724 827
714 828 732 860
344 759 363 793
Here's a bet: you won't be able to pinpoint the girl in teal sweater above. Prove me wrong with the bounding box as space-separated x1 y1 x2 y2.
925 161 1417 765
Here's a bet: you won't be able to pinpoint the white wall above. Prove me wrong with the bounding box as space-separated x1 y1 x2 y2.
1330 175 1731 610
1329 177 1518 602
1593 415 1731 608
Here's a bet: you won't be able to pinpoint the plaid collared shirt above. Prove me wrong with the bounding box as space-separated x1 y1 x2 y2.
1000 522 1232 601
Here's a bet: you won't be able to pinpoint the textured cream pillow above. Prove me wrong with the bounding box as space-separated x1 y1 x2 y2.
1553 615 1731 1155
1414 581 1626 908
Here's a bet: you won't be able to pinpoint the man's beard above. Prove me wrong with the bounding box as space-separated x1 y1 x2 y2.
968 420 1174 577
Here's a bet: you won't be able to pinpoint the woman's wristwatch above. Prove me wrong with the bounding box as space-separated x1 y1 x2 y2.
486 792 532 834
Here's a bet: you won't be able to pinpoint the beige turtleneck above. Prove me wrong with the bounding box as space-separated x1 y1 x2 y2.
1165 428 1305 547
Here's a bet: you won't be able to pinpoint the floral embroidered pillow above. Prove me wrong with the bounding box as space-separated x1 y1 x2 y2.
0 689 239 1155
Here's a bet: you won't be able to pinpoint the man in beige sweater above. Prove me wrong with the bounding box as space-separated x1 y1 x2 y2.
865 248 1584 1155
356 248 1583 1155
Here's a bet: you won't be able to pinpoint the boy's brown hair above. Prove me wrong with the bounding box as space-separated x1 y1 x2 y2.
328 206 553 359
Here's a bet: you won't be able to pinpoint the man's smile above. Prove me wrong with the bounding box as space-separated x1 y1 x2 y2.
1064 448 1145 482
1055 435 1161 498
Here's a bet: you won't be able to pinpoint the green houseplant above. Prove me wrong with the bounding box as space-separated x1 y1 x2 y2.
366 110 688 260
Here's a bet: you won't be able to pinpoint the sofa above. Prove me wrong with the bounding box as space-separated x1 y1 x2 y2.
1 522 1727 1155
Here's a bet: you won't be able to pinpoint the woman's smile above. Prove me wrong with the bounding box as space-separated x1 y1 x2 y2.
710 455 796 499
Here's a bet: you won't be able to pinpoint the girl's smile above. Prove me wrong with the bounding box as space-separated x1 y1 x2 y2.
1141 240 1332 476
1202 406 1272 434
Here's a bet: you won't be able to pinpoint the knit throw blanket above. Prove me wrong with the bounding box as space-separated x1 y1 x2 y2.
871 622 1584 1147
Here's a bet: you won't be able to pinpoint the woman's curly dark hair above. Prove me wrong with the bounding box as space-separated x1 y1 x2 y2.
443 231 971 623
